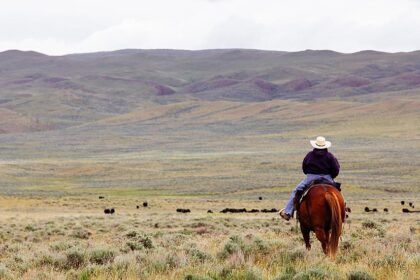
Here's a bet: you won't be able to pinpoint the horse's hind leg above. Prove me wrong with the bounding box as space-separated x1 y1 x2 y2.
314 229 328 255
301 225 311 250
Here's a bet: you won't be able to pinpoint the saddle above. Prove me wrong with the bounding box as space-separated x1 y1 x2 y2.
294 179 342 208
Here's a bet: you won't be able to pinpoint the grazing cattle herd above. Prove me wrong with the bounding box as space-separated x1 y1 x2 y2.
176 208 191 213
364 200 417 213
99 196 418 215
104 208 115 215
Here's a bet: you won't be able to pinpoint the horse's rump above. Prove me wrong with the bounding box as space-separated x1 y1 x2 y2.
294 180 340 211
296 184 345 257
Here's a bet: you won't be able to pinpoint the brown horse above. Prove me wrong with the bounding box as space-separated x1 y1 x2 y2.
295 184 345 258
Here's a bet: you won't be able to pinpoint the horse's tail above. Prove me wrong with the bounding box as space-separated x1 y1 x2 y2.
325 191 343 257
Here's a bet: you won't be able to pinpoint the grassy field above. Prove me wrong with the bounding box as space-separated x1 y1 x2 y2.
0 101 418 279
0 111 418 279
0 139 418 279
0 49 419 279
0 193 418 280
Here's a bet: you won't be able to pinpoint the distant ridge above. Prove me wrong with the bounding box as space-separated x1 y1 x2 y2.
0 48 419 133
0 49 47 57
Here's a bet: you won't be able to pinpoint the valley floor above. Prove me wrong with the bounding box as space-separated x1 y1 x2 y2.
0 194 418 280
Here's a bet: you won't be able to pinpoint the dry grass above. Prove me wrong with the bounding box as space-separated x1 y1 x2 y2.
0 194 418 280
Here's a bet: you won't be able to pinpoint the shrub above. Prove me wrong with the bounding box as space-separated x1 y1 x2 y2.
126 232 154 251
187 248 212 263
218 236 244 259
361 220 378 229
145 248 187 274
64 250 86 269
0 263 11 279
35 254 57 267
112 254 135 271
79 270 92 280
140 235 154 249
126 231 137 238
292 267 331 280
340 240 353 251
234 267 263 280
165 253 187 269
274 266 297 280
66 267 97 280
280 248 306 263
218 235 271 260
184 274 213 280
347 270 374 280
70 228 91 239
360 220 385 237
126 241 143 251
208 266 233 279
24 225 37 232
49 241 76 252
372 255 405 269
252 238 269 254
65 269 78 280
89 248 115 265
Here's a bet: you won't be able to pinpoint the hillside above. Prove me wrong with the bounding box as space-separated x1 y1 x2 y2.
0 49 419 195
1 49 419 128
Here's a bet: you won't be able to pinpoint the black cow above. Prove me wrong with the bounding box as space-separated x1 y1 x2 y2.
143 202 148 207
207 210 213 213
247 209 260 213
401 201 405 205
372 208 378 212
176 208 191 213
99 196 105 199
258 197 263 200
104 208 115 214
220 208 246 213
136 205 140 209
384 208 388 212
261 208 278 213
364 207 370 212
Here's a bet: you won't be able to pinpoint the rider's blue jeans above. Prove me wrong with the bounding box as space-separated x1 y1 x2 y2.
284 174 334 216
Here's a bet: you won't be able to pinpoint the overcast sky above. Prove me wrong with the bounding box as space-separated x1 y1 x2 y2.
0 0 419 55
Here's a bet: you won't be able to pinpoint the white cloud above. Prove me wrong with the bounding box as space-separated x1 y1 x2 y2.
0 0 419 55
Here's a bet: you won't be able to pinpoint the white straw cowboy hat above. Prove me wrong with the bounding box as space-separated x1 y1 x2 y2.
310 136 331 149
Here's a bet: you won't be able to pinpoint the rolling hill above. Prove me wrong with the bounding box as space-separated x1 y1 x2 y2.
0 49 419 195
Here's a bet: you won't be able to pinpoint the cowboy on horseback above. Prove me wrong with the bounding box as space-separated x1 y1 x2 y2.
279 136 340 221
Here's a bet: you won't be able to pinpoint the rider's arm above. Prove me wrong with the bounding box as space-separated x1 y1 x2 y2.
329 153 340 179
302 152 311 174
